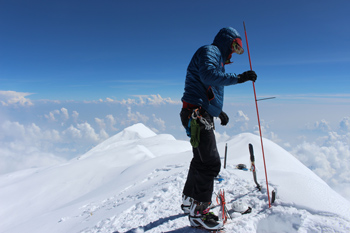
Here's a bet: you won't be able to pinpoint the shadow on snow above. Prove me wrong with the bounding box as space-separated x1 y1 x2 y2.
114 213 203 233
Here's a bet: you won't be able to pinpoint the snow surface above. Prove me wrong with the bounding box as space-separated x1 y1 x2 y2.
1 123 349 233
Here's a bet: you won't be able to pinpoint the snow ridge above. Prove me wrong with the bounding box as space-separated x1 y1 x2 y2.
0 123 349 233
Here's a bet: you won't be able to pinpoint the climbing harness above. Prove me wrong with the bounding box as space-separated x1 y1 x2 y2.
185 108 214 148
191 108 213 131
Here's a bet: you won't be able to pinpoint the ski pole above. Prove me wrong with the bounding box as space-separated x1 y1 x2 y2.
243 21 271 208
224 143 227 169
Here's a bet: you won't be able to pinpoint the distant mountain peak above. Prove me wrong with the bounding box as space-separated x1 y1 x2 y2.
77 123 157 160
122 123 157 139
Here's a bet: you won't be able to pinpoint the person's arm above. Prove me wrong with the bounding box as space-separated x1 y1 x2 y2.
198 47 238 86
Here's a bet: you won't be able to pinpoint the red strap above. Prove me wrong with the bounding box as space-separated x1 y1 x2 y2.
182 101 198 110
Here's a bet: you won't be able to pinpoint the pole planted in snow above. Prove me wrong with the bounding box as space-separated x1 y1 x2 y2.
243 21 271 208
224 143 227 169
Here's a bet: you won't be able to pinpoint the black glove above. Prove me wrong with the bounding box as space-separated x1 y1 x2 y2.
237 70 257 83
219 111 229 126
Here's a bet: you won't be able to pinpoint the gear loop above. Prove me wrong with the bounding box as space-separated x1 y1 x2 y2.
191 108 213 131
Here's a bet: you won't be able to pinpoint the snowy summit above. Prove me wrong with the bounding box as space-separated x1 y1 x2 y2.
0 123 349 233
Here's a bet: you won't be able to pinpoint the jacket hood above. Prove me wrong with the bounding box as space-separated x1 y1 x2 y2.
212 27 242 64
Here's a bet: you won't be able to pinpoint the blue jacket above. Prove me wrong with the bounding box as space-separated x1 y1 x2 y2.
181 27 241 117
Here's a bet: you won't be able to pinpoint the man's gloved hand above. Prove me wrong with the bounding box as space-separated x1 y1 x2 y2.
237 70 257 83
219 111 229 126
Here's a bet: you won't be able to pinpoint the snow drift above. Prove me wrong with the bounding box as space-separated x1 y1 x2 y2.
0 123 349 233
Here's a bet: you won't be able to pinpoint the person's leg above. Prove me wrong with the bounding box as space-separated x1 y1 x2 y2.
180 108 196 200
181 110 223 230
190 116 221 202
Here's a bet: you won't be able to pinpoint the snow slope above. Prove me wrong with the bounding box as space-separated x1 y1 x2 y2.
0 123 349 233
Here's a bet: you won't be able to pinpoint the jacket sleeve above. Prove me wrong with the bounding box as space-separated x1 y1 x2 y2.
198 46 238 86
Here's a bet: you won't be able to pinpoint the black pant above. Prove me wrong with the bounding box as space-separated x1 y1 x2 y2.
180 108 221 202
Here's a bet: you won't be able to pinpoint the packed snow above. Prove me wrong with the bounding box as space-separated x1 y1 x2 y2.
0 123 349 233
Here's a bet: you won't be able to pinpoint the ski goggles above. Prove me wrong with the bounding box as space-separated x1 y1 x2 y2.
232 39 244 55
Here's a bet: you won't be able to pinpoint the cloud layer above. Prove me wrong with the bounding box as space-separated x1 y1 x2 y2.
1 91 349 202
291 118 350 200
0 92 181 175
0 90 34 106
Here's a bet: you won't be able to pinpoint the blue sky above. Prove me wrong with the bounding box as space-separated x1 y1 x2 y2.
1 0 349 101
1 1 350 200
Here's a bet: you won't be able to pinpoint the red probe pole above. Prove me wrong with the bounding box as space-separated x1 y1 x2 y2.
243 21 271 208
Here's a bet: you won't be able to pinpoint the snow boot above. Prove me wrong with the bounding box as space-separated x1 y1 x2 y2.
189 201 224 230
181 194 193 214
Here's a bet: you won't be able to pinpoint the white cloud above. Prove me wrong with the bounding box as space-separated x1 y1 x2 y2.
122 107 149 125
45 110 58 121
61 108 69 120
63 125 82 139
45 108 70 122
95 118 106 129
235 110 249 121
106 97 115 103
95 115 119 131
219 110 250 133
76 122 100 143
138 94 179 105
0 121 25 140
306 119 331 132
119 98 138 105
339 117 350 133
233 110 250 131
72 111 79 121
44 129 61 142
0 146 65 174
291 118 350 201
106 114 117 131
214 131 231 144
0 121 64 145
86 94 180 106
27 123 41 139
152 114 166 131
44 108 71 121
99 129 109 140
0 121 67 174
0 90 34 106
291 136 350 191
